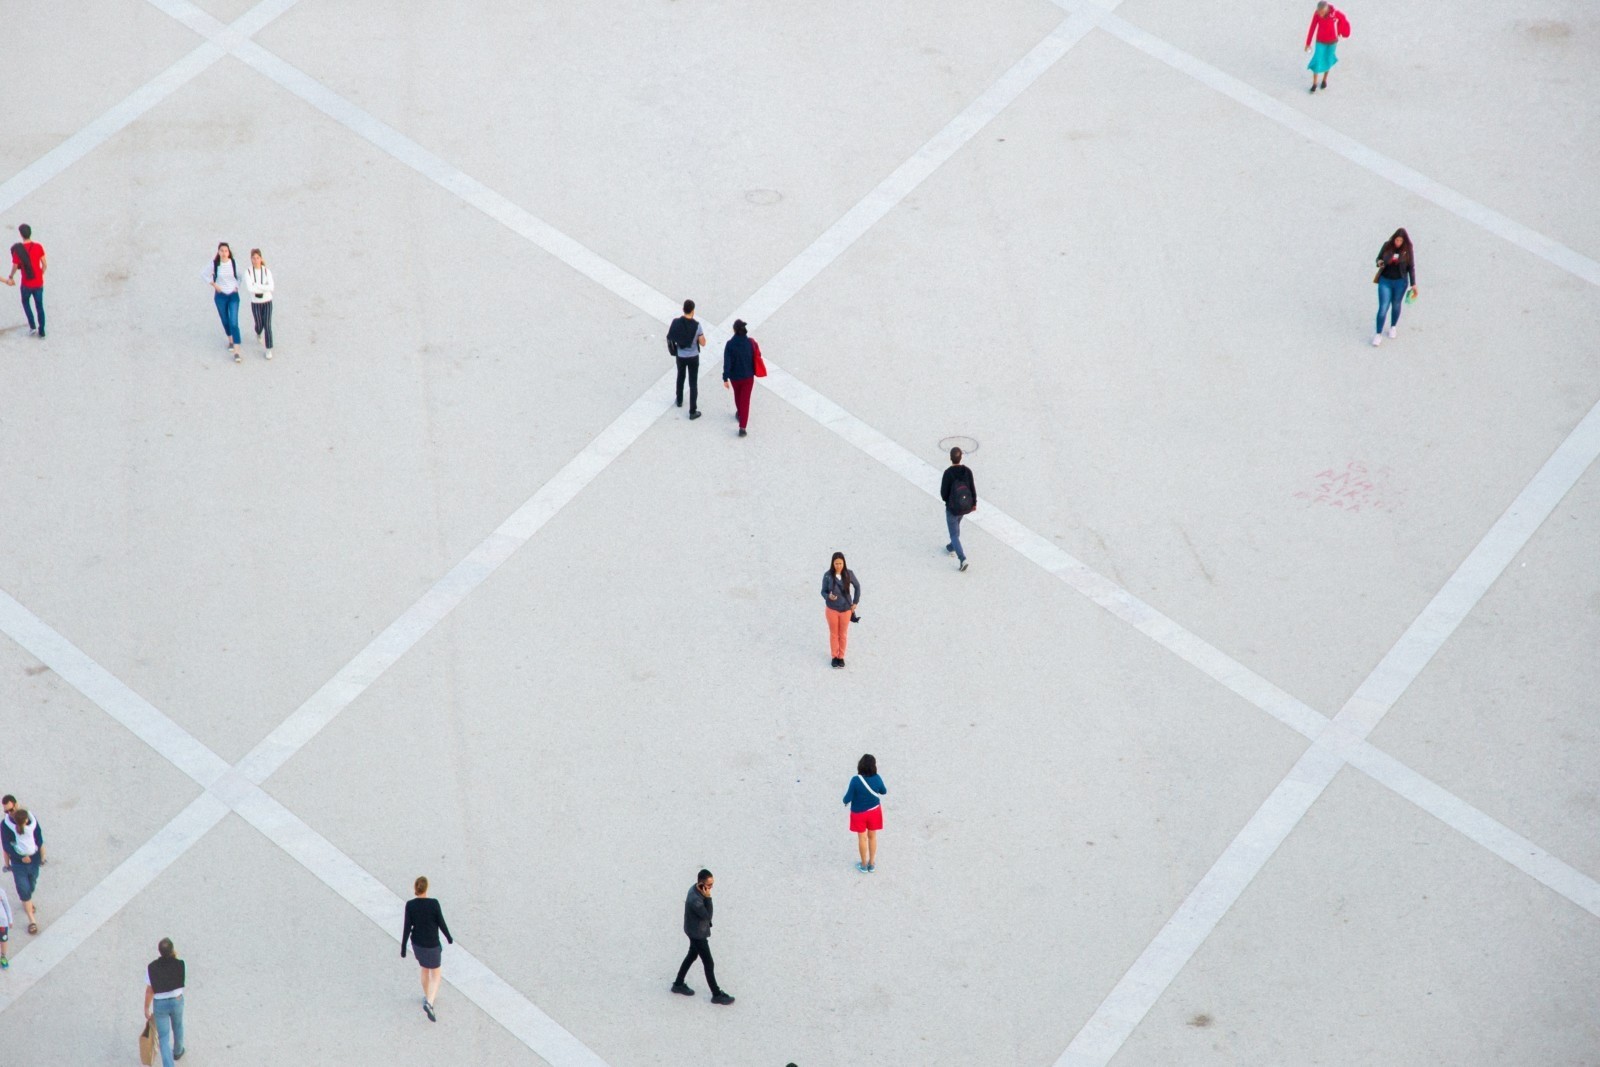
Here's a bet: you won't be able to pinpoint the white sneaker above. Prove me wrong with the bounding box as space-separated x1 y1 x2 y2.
1386 326 1396 339
1371 334 1383 347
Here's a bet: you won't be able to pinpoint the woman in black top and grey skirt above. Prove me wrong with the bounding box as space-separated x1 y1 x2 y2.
401 875 453 1021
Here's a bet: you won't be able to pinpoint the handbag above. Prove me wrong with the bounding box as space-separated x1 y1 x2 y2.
139 1021 157 1066
752 339 767 378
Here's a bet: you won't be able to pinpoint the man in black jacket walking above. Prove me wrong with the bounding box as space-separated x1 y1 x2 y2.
940 446 976 571
671 869 734 1004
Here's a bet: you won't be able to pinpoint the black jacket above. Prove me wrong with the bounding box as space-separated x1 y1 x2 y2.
941 465 976 514
683 885 713 939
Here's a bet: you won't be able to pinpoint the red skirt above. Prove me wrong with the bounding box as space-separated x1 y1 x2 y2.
849 806 883 833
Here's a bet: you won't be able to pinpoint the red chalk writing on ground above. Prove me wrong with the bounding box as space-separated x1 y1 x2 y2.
1294 461 1399 513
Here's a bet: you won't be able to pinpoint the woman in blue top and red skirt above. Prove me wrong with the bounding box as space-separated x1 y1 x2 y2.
843 754 887 872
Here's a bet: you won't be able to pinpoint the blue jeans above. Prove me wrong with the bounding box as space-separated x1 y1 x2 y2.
945 510 966 563
1375 277 1407 334
10 858 40 902
153 995 185 1067
214 291 241 345
20 286 43 334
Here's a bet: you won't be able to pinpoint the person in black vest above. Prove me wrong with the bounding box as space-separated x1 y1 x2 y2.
143 937 186 1066
940 446 977 571
666 299 706 419
401 875 453 1021
671 869 734 1004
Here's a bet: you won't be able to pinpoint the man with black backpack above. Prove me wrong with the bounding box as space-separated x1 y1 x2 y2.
940 446 976 572
666 299 706 420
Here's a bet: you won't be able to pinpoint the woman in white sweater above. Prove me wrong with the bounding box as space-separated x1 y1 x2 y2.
247 248 275 358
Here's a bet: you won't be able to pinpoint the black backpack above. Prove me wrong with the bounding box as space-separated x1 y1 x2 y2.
949 475 975 514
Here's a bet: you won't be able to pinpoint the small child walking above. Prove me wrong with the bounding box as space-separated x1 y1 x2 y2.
0 880 12 968
842 754 887 872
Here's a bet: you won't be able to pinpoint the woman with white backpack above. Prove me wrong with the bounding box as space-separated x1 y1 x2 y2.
842 754 888 873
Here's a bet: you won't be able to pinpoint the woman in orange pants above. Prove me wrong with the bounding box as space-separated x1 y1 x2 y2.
820 551 860 668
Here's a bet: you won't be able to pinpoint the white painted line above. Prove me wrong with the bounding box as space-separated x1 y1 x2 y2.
1057 745 1345 1067
225 38 678 324
0 591 231 787
734 8 1106 326
0 0 304 213
1050 0 1600 288
235 368 676 785
229 786 610 1067
0 46 222 212
1343 743 1600 920
0 793 229 1013
759 363 1333 742
1056 398 1600 1065
1335 399 1600 737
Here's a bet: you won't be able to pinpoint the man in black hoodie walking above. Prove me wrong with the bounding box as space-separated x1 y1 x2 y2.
940 446 976 571
671 869 734 1004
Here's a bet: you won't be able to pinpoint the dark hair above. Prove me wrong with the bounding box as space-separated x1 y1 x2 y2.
1381 228 1413 269
17 224 31 240
414 875 429 895
1 794 13 807
732 319 748 336
697 868 713 885
857 753 877 777
10 243 34 284
213 242 236 282
682 299 695 314
949 446 963 464
158 938 175 959
12 809 29 831
830 551 847 577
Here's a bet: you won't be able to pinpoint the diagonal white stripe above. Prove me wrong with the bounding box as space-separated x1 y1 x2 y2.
1050 0 1600 288
235 370 676 785
1057 397 1600 1066
0 794 229 1014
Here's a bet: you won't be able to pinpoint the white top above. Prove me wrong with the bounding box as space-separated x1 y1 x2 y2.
248 265 274 303
144 969 184 1000
5 815 38 855
0 882 12 929
209 259 240 294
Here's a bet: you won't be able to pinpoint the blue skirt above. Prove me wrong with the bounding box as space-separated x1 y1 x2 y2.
1308 42 1339 74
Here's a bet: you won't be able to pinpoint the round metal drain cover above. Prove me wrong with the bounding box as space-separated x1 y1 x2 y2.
938 436 979 454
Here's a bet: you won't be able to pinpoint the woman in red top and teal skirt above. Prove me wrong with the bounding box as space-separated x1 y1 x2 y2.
1305 2 1348 93
843 754 887 873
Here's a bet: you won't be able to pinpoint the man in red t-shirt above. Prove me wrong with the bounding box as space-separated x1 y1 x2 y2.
6 223 46 337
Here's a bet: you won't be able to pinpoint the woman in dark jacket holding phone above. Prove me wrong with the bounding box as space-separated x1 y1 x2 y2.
821 551 861 668
1371 228 1417 347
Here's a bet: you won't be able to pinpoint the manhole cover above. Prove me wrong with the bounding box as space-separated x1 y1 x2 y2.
744 188 783 206
939 436 979 454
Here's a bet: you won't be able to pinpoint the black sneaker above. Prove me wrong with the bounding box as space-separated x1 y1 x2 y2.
831 657 841 668
689 410 702 420
1308 84 1317 93
711 991 735 1005
675 397 683 407
671 981 695 996
423 1001 436 1022
738 428 748 437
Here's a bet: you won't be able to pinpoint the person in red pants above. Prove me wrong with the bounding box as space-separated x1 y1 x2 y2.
821 551 861 668
721 319 757 436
